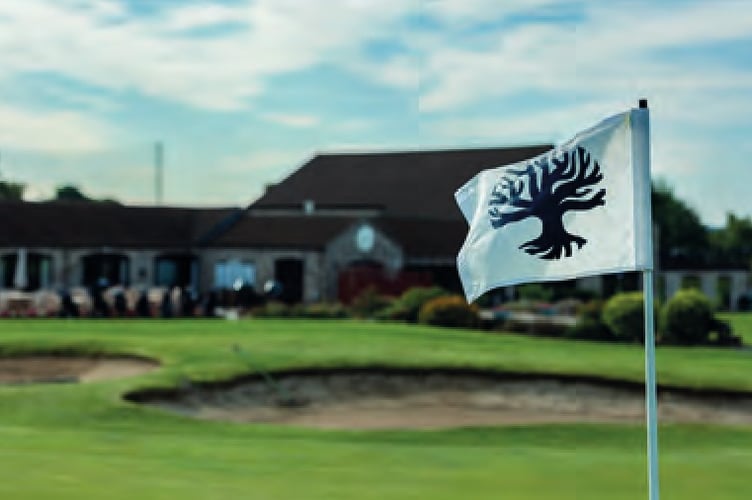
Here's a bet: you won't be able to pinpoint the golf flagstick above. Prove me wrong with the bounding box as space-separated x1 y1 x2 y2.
635 99 660 500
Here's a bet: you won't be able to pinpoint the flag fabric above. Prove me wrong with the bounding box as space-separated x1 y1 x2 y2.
455 108 652 302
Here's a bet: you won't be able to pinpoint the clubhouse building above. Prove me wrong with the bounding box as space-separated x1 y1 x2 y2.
1 146 749 309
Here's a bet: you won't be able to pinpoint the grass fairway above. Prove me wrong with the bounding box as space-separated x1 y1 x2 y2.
0 317 751 499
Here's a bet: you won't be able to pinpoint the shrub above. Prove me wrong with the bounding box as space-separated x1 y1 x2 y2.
660 289 714 345
377 286 447 323
562 299 613 342
737 294 752 312
350 287 392 318
711 318 743 347
250 301 291 318
503 316 569 337
577 299 605 321
500 300 539 313
301 302 349 319
418 295 478 329
564 317 614 342
517 283 554 302
602 292 651 343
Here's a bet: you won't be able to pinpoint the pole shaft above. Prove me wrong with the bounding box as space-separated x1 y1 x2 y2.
635 99 659 500
644 269 659 500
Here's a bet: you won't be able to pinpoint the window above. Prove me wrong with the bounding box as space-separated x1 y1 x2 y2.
156 260 178 287
154 254 198 288
1 252 53 290
82 254 129 288
214 260 255 289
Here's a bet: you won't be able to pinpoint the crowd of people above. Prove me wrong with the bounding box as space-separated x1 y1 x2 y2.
0 281 267 318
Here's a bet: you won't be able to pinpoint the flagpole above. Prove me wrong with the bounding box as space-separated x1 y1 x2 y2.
636 98 659 500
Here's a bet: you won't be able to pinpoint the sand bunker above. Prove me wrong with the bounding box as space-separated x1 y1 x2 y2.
0 355 159 384
126 368 752 429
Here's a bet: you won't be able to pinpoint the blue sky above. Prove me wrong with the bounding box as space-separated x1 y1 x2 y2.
0 0 750 226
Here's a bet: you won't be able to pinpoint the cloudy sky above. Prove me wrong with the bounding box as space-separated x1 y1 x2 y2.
1 0 750 225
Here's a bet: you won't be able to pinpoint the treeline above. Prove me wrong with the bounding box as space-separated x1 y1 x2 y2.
0 180 118 204
653 180 752 269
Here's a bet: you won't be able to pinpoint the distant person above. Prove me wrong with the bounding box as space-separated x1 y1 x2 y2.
59 290 79 318
90 282 110 318
180 287 196 317
160 289 173 318
203 290 218 318
113 291 128 317
135 290 151 318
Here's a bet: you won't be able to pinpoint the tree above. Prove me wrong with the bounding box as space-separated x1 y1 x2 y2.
51 185 119 204
488 146 605 260
54 184 91 202
0 180 25 201
708 213 752 268
651 180 708 268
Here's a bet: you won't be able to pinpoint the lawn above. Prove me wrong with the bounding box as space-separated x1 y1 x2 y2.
0 317 751 499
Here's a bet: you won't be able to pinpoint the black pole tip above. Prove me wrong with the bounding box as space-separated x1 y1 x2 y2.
639 99 648 109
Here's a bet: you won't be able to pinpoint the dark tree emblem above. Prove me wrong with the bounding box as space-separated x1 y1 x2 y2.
488 146 606 260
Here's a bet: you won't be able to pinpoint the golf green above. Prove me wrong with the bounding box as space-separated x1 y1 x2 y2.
0 317 750 499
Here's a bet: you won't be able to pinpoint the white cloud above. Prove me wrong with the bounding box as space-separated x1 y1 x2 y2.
424 0 562 24
261 113 319 128
164 4 242 31
425 99 628 144
0 0 415 112
420 1 752 113
218 149 308 175
0 105 113 152
175 148 311 205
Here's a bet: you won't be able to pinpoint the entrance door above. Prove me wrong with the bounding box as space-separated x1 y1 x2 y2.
274 258 304 303
155 254 198 289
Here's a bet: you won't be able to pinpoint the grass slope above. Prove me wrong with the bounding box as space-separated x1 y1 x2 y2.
0 318 750 499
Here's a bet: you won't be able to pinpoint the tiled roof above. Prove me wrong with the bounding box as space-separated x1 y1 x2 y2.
208 214 354 249
254 146 552 220
0 201 238 248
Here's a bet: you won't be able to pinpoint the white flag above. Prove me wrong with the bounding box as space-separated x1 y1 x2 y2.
455 108 652 302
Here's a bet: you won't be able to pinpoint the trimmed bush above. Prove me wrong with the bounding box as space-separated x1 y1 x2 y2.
711 318 742 347
564 299 614 341
301 302 349 319
660 289 714 345
517 283 554 302
250 301 291 318
350 287 392 319
418 295 478 329
565 317 615 342
602 292 649 343
376 286 447 323
503 316 569 337
250 301 349 319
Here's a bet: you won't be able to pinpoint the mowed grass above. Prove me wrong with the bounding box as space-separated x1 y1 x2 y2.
0 316 751 499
